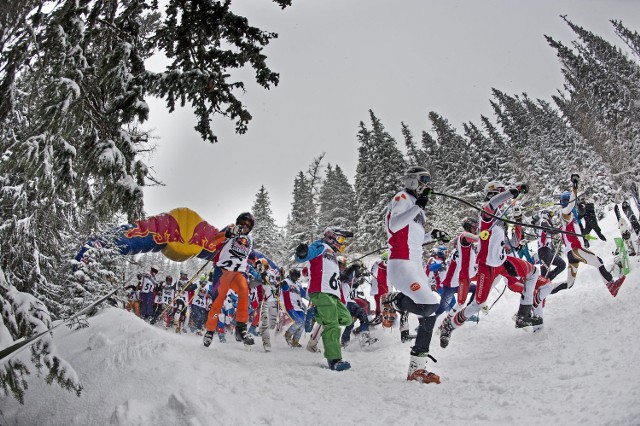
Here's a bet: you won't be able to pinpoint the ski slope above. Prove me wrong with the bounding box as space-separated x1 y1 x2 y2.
1 207 639 426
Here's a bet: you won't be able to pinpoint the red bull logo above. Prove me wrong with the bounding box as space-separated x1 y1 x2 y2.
189 221 221 252
125 214 185 244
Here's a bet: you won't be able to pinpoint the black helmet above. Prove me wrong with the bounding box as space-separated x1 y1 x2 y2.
462 217 478 233
236 212 255 234
323 226 353 253
289 269 301 281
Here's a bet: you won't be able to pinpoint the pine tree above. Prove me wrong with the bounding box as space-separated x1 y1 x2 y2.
286 171 316 252
251 185 285 265
0 0 292 403
545 18 640 181
354 111 406 251
318 164 358 231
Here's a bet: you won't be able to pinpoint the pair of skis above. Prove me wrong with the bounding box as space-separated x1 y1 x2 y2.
613 203 638 275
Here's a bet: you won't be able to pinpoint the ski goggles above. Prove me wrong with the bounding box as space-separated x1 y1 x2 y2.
236 220 252 234
417 174 432 185
335 235 347 244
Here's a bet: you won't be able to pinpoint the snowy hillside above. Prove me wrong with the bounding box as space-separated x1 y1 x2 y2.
2 207 639 426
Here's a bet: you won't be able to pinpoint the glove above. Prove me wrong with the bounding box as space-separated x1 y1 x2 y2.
415 187 432 208
431 229 451 243
295 243 308 259
515 182 528 195
571 173 580 189
224 224 238 238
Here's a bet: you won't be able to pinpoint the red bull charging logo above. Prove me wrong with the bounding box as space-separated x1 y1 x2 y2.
125 208 221 262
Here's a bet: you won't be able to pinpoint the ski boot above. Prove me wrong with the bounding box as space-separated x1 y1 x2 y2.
234 322 255 346
327 359 351 371
439 316 454 349
290 338 303 348
284 330 294 346
515 304 543 329
263 339 271 352
248 325 259 336
406 353 440 384
307 341 320 353
359 331 378 347
203 330 214 347
607 276 626 297
340 339 350 349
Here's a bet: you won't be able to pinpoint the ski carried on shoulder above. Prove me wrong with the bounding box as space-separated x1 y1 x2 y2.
621 200 640 237
613 205 635 270
613 237 631 275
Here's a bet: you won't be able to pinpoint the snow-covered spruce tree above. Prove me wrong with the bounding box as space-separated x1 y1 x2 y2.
286 171 317 254
545 18 640 182
317 164 358 232
0 264 82 405
354 111 406 251
401 122 452 233
251 185 286 266
0 0 292 403
479 115 518 186
490 89 613 209
402 122 430 169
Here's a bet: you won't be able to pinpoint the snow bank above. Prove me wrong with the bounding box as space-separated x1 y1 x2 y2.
1 208 639 425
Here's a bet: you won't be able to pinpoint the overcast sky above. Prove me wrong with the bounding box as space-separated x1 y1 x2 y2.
142 0 640 229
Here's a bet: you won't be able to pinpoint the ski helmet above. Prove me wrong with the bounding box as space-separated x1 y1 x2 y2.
380 250 389 261
531 213 541 225
150 267 158 275
403 166 432 192
255 258 269 272
235 212 255 234
434 245 448 260
559 192 572 208
462 216 478 233
484 181 505 201
323 226 353 253
540 208 554 219
289 269 301 281
165 275 173 282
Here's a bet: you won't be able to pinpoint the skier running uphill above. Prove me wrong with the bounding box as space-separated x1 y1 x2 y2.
552 175 626 296
439 180 542 349
203 212 257 347
383 166 449 384
295 227 354 371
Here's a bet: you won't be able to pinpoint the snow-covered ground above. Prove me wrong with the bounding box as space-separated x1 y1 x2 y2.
2 206 639 426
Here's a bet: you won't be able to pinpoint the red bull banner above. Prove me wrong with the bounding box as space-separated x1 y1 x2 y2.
76 207 224 263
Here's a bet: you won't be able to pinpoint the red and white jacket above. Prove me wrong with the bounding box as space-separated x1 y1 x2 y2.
442 232 479 288
385 190 434 262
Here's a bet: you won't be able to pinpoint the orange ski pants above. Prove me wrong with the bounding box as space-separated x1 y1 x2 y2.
205 269 249 331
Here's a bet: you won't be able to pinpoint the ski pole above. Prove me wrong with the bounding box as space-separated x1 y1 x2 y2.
0 284 124 363
486 282 507 313
349 246 387 264
543 237 563 279
159 259 212 319
432 191 588 238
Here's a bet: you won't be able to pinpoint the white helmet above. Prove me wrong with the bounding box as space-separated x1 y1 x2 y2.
483 181 505 200
404 166 432 192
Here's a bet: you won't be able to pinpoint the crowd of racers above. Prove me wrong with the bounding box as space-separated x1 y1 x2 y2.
122 169 629 383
